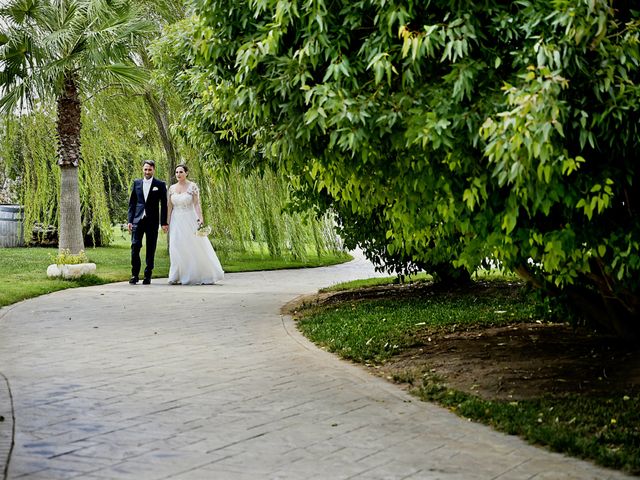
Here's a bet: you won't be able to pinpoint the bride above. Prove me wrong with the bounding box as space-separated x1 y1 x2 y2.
167 164 224 285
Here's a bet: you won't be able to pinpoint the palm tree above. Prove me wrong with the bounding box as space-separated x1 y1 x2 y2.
0 0 154 253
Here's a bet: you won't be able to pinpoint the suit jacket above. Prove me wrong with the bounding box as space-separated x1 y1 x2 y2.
127 177 168 226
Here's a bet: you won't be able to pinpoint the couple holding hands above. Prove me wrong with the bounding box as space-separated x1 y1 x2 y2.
127 160 224 286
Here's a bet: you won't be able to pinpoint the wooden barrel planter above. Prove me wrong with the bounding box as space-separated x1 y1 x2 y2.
0 204 25 247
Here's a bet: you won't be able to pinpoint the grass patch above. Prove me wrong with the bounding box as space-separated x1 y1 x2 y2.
321 268 520 293
319 273 433 293
222 250 351 272
298 282 535 363
418 373 640 474
0 230 350 308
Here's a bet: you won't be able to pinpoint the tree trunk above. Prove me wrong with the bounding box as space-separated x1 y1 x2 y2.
431 262 472 286
59 166 84 254
139 47 179 182
56 74 85 254
145 92 178 182
144 91 178 251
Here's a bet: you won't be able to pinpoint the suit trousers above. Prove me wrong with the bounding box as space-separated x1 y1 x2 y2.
131 216 159 279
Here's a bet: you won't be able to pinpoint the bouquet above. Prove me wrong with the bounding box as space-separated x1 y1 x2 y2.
196 224 212 237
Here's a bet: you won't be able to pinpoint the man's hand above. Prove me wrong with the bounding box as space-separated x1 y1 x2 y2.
162 225 169 233
127 223 133 233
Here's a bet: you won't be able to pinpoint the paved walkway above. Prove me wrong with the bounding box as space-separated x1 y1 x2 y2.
0 255 633 479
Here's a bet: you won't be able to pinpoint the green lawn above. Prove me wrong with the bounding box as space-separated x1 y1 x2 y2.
0 232 351 308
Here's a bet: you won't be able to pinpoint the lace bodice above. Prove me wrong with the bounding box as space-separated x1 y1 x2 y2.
170 182 199 210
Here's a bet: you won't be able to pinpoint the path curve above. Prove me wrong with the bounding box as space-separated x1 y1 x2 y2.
0 255 632 479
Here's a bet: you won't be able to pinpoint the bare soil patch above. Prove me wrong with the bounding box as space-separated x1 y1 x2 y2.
285 282 640 401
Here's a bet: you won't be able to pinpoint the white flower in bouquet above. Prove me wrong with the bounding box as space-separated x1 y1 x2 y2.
196 224 212 237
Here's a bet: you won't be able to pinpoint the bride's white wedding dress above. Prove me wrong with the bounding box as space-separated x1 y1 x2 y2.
168 182 224 285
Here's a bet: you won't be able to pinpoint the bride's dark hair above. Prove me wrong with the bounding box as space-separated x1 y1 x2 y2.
175 164 189 175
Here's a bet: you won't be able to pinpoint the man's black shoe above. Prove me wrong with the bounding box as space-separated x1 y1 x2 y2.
142 277 151 285
129 276 138 285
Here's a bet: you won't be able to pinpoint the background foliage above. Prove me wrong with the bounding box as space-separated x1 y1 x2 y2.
0 92 341 259
0 0 344 262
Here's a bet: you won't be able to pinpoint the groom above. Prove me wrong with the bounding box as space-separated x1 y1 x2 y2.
127 160 168 285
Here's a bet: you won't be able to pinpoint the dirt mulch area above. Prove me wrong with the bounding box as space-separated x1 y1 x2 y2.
285 283 640 401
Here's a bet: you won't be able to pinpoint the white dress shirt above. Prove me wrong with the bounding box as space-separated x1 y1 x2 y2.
142 177 153 218
143 177 153 201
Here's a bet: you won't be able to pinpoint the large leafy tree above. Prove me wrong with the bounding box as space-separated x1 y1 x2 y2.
0 0 154 253
155 1 640 336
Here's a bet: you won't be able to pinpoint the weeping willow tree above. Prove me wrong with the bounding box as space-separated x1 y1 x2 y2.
0 94 343 258
1 106 117 245
80 94 170 244
0 91 167 246
80 93 169 226
192 162 342 261
2 108 59 238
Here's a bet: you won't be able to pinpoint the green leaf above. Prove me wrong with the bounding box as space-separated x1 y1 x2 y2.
501 213 517 234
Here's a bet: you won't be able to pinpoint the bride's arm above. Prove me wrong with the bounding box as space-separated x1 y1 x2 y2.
192 184 204 225
166 187 173 225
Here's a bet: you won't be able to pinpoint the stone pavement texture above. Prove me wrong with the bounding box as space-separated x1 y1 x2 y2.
0 254 633 480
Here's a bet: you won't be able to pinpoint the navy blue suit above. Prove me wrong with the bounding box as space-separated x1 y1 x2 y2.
127 177 168 280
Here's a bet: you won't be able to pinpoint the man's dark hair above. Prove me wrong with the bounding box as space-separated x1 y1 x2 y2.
143 160 156 168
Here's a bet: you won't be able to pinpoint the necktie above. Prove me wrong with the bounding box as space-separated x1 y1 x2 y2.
143 179 152 201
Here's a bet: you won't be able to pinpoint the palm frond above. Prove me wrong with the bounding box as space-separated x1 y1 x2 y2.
85 7 154 50
1 29 32 81
98 62 149 89
0 79 30 113
1 0 42 25
87 0 128 21
0 0 153 109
